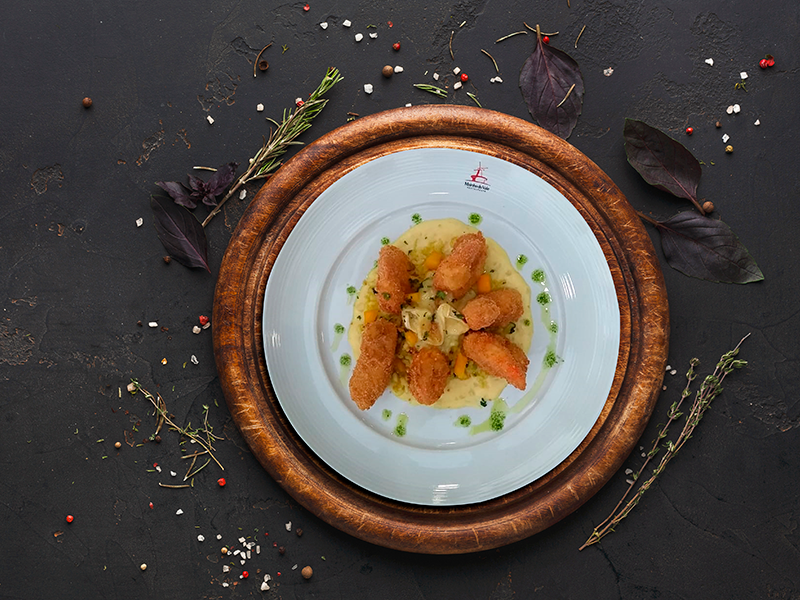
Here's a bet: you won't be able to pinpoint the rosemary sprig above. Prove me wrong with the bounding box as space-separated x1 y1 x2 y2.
202 67 343 227
128 379 224 471
413 83 448 99
579 334 750 550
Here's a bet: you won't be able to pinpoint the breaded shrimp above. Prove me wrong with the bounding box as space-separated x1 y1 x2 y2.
408 347 451 406
349 319 398 410
462 331 529 390
432 232 487 299
462 288 524 330
376 244 414 314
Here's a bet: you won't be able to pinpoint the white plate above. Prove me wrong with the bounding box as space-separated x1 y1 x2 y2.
263 147 619 506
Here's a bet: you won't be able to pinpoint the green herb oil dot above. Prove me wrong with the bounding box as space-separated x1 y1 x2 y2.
380 237 390 245
468 212 482 225
394 413 408 437
346 285 357 296
339 354 352 367
516 254 528 268
456 415 472 427
489 406 506 431
548 321 558 334
334 323 345 334
382 409 392 421
523 318 531 327
544 350 559 368
536 291 551 306
411 213 422 225
531 269 545 283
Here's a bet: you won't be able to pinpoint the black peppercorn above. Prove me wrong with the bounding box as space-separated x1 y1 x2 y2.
278 546 285 555
154 435 162 443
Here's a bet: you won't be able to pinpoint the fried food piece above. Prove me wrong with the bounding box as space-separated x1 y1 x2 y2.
462 331 529 390
349 319 398 410
408 347 451 406
462 288 524 330
432 232 487 299
376 245 414 314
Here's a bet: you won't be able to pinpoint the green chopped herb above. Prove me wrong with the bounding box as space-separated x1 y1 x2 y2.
489 406 506 431
531 269 545 283
480 398 488 407
544 350 561 368
340 354 352 367
456 415 472 427
435 290 447 300
549 321 558 334
411 213 422 225
334 323 345 334
468 212 482 225
347 285 357 295
523 318 531 327
536 291 551 305
380 237 390 245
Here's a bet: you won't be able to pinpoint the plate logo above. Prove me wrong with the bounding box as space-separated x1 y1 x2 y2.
465 163 490 192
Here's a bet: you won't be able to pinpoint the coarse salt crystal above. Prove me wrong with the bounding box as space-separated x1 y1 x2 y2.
149 321 158 328
155 465 162 472
394 65 403 73
176 508 183 515
292 564 298 570
355 33 363 42
247 550 252 559
726 105 734 115
490 76 503 83
240 559 246 565
603 67 614 77
256 545 261 554
239 189 247 200
363 83 373 94
256 103 264 112
369 32 378 39
197 535 205 542
453 81 462 90
405 103 412 107
722 134 730 142
733 104 741 113
238 537 246 544
740 71 748 80
625 468 633 475
705 58 714 66
343 19 351 27
216 534 222 540
136 217 144 227
261 582 270 591
320 22 328 29
285 521 292 531
666 365 671 370
222 582 229 588
202 322 210 329
453 67 461 75
233 549 241 555
433 73 439 81
190 355 198 365
206 115 214 125
222 565 230 572
754 119 760 126
170 470 177 477
670 369 677 375
192 325 201 334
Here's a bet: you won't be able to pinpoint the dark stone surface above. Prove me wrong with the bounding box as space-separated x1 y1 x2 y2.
1 1 798 598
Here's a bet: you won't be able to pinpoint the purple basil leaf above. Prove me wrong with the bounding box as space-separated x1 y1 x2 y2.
187 174 206 193
150 195 211 272
205 162 238 198
655 211 763 284
624 118 702 204
519 36 584 139
155 181 196 209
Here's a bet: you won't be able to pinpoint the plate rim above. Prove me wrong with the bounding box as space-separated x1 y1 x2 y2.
213 105 669 554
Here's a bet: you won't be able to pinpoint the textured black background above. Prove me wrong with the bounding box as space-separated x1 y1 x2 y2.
2 1 799 598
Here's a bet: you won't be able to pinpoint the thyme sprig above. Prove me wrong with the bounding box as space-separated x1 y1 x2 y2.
128 379 224 472
413 83 448 99
579 334 750 550
202 67 344 227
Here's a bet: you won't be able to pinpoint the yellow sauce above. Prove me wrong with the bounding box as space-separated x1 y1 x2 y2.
348 218 533 409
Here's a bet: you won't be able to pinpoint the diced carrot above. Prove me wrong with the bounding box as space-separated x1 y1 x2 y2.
407 292 421 305
454 352 469 380
363 309 379 324
405 330 418 346
423 251 444 271
476 273 492 294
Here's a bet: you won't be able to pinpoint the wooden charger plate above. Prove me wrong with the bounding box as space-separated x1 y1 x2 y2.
213 105 669 554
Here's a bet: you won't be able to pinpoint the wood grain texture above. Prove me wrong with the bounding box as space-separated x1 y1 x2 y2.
212 105 669 554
